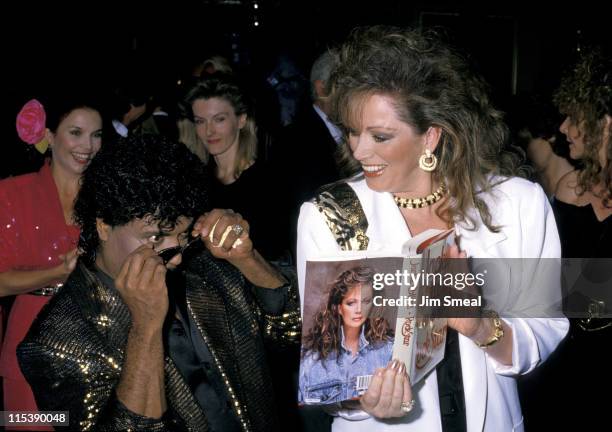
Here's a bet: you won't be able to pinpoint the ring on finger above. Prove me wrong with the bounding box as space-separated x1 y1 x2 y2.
400 399 415 413
231 224 244 237
209 217 222 243
217 225 234 247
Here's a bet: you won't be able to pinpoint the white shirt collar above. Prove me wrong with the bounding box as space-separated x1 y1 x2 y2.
112 119 129 138
340 324 370 353
313 104 343 144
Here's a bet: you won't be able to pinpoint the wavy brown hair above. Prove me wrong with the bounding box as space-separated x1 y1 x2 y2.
328 26 523 232
303 266 392 361
554 48 611 207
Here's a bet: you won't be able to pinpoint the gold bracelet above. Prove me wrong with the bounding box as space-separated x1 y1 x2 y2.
475 310 504 349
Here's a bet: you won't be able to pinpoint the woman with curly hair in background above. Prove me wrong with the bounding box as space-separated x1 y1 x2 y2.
524 46 612 431
553 47 611 258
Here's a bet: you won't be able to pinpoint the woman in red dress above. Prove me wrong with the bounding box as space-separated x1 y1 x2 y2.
0 93 103 429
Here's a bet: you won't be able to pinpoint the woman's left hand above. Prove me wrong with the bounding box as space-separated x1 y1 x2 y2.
443 245 511 364
448 317 484 339
443 244 483 339
192 209 253 261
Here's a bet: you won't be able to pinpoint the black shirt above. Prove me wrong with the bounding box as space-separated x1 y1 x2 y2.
208 161 291 262
552 199 611 258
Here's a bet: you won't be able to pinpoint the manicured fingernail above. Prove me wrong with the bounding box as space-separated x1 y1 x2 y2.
398 363 406 375
391 359 400 371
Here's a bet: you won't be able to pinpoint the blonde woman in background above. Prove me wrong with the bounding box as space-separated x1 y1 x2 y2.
180 73 290 263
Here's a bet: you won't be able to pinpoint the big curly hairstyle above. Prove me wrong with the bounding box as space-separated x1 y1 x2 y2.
328 26 523 232
303 266 392 362
554 48 611 206
74 134 209 265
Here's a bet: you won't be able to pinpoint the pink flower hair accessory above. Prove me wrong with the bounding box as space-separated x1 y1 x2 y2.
16 99 49 153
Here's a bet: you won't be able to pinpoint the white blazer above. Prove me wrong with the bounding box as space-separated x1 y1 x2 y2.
297 176 569 432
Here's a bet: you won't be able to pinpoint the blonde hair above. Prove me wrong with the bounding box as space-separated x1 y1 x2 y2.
178 118 206 161
180 74 257 179
201 56 233 75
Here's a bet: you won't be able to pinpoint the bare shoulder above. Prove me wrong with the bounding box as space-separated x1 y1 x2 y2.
554 170 581 204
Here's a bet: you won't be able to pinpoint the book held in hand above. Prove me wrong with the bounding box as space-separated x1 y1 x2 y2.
298 229 458 405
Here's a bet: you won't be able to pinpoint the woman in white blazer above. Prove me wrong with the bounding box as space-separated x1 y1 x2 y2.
296 25 568 432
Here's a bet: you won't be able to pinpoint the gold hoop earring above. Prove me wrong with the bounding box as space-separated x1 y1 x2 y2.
419 148 438 172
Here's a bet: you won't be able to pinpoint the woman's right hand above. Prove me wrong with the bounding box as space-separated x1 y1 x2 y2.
57 247 79 278
0 247 80 297
360 359 413 418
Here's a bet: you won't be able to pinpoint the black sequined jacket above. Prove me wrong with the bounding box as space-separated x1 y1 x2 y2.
17 250 300 431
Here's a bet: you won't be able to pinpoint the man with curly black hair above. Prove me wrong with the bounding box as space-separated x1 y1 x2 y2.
17 134 298 431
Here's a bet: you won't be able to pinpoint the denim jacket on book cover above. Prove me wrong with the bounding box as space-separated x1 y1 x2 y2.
298 326 393 405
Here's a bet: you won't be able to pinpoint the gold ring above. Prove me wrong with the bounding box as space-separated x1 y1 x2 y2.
209 218 222 243
217 225 233 247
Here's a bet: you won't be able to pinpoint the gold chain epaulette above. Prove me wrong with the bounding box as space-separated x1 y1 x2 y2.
313 182 369 251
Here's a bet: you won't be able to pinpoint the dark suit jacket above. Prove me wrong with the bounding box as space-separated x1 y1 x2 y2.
272 105 342 257
278 105 340 203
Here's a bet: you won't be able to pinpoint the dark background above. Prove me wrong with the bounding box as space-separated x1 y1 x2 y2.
2 0 608 178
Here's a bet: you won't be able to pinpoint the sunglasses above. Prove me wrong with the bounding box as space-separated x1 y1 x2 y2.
157 235 202 265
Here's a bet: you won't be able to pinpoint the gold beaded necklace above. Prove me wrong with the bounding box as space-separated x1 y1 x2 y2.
393 184 446 209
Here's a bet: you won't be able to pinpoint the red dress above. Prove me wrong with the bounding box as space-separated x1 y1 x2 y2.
0 161 79 428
